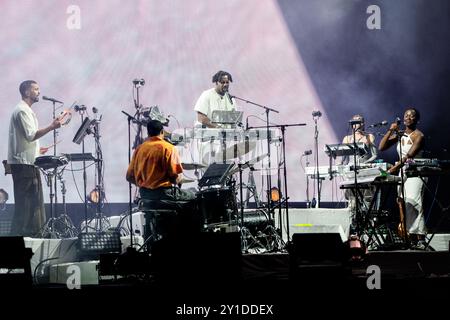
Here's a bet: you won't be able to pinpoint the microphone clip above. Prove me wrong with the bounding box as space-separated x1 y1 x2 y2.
312 111 322 118
133 79 145 87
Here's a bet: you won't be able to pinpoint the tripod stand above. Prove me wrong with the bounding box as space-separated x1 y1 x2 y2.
237 163 266 253
39 168 58 238
54 169 78 237
82 114 110 233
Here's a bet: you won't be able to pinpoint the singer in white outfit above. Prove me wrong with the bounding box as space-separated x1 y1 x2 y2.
379 108 426 248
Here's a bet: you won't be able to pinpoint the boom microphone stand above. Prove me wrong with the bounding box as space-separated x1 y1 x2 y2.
231 95 278 219
121 110 143 249
247 123 306 246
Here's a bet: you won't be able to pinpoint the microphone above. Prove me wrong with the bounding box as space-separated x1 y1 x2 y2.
396 117 401 125
42 96 63 104
132 79 145 86
223 88 233 105
312 111 322 117
303 150 312 156
227 92 233 105
74 105 86 112
349 119 363 125
368 120 388 128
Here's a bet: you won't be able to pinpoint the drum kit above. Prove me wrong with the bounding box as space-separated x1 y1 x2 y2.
181 154 279 253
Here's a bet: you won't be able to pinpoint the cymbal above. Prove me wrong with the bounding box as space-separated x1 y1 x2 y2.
182 163 205 170
179 177 195 184
228 153 269 175
202 141 257 164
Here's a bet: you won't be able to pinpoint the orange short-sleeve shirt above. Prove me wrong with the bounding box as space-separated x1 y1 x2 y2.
126 136 182 189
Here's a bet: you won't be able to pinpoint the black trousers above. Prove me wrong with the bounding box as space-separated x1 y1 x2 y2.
10 164 46 237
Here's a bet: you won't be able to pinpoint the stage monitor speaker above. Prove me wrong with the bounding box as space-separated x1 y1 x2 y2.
152 232 242 285
289 233 347 282
0 236 33 287
290 232 345 264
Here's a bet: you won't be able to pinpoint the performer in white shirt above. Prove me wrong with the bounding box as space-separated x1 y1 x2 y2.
194 70 236 128
7 80 63 237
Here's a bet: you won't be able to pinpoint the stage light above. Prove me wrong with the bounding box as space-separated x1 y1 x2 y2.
78 231 122 257
270 187 281 202
87 188 104 204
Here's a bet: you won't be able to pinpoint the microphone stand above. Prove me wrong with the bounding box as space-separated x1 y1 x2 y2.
247 123 306 247
313 114 321 208
51 100 59 228
397 130 409 247
231 95 278 224
121 110 142 250
76 108 89 232
351 123 361 236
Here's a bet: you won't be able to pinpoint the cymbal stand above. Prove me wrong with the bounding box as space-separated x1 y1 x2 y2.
244 168 260 207
232 95 278 225
237 163 265 253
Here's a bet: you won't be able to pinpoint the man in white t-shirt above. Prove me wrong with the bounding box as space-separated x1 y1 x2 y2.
7 80 62 237
194 70 236 128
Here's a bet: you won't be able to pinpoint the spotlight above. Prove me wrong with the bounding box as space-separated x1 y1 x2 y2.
87 188 104 204
270 187 281 202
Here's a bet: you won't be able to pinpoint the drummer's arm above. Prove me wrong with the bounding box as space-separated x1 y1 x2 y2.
197 112 217 128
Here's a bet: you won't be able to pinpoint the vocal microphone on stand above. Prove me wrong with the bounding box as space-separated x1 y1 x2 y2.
132 78 145 87
74 105 86 112
368 120 388 128
312 110 322 117
223 88 233 105
42 96 63 104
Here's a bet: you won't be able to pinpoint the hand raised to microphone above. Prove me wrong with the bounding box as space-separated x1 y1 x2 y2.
388 120 400 132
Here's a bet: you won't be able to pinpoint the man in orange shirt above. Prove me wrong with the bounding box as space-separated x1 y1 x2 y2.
126 120 195 202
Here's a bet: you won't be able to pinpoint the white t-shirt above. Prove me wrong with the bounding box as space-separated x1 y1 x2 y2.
8 100 40 165
194 88 236 127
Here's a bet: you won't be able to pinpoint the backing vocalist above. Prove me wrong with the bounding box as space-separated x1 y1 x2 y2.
341 114 377 164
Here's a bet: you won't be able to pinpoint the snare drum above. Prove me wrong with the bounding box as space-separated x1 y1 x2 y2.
34 155 68 170
197 187 237 227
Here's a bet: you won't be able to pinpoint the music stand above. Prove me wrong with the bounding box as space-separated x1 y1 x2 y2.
73 117 93 145
198 163 235 188
324 143 369 158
